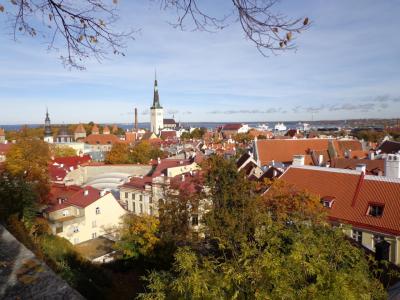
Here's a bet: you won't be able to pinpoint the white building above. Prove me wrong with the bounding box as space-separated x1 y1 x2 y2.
150 75 164 135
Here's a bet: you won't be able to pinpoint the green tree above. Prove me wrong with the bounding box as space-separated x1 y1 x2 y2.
139 155 386 299
5 130 51 203
0 172 36 223
115 213 160 259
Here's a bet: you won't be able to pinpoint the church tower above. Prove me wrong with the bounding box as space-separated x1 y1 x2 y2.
150 73 164 135
44 108 53 143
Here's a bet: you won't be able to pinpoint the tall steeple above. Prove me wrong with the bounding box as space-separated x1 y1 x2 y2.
44 108 52 137
150 71 164 135
152 70 162 109
44 108 54 143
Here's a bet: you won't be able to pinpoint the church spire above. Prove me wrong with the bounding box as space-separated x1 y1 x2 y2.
44 108 52 137
152 70 162 109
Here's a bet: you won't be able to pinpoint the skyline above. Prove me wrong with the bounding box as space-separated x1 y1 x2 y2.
1 0 400 124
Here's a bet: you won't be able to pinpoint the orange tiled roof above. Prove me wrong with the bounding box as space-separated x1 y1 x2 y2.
333 140 363 158
256 139 331 165
74 124 86 134
279 166 400 235
0 128 5 136
84 134 120 145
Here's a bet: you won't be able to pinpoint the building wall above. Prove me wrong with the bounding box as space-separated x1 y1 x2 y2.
49 193 126 245
343 226 399 265
151 108 164 135
0 135 6 144
120 187 155 216
166 162 200 178
53 143 86 155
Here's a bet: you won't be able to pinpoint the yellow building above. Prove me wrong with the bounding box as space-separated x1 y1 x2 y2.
45 185 126 245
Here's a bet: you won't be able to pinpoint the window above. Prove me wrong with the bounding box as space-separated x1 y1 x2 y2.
132 193 135 200
62 210 69 217
92 232 97 239
125 192 128 198
92 220 97 228
132 202 136 213
56 225 63 234
149 197 153 204
150 206 153 216
96 207 101 215
139 195 143 202
192 214 199 226
321 196 334 208
352 230 362 243
140 203 143 214
73 226 79 233
367 204 384 217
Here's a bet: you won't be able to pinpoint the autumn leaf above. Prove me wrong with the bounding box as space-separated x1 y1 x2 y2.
286 32 292 41
303 17 309 26
0 5 4 12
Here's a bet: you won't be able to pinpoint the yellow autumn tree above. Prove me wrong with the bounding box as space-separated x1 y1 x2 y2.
115 213 160 259
5 129 50 203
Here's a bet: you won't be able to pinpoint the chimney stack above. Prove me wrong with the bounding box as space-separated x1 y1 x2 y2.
385 154 400 178
292 155 305 167
356 164 367 173
134 107 138 131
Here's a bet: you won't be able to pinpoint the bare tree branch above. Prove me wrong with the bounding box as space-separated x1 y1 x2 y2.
159 0 310 55
3 0 135 69
0 0 310 69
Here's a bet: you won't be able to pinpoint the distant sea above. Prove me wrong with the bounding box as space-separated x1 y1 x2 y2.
0 121 345 132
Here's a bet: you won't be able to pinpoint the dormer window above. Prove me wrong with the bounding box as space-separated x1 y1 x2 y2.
321 196 335 208
95 207 101 215
367 204 384 217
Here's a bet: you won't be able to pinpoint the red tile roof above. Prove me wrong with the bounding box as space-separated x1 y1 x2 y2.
160 131 177 140
121 159 194 190
256 139 331 165
84 134 120 145
278 166 400 235
47 185 108 212
49 155 91 181
333 140 364 158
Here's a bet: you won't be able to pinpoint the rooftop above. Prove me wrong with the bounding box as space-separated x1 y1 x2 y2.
278 165 400 235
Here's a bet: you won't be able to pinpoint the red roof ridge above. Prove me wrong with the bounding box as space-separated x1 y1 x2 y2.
351 172 364 207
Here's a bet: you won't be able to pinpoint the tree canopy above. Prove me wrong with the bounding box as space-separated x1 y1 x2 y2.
5 130 51 203
138 155 386 299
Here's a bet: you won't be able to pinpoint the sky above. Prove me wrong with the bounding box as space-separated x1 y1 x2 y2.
0 0 399 125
